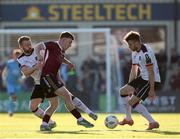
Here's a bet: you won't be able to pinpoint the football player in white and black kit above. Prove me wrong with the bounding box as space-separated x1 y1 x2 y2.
119 31 161 130
17 36 58 131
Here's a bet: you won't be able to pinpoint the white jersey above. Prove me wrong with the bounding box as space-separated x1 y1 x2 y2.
132 44 161 82
17 49 41 85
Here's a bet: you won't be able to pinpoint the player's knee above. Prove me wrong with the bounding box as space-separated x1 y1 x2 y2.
119 87 129 96
131 102 139 108
120 90 128 97
64 96 75 111
128 95 140 107
30 105 38 113
64 92 72 102
128 100 139 108
29 103 39 112
51 101 58 110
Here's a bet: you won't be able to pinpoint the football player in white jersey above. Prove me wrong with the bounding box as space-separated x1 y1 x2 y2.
119 31 161 130
17 36 58 131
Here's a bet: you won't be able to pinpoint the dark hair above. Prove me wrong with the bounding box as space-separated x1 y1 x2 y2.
17 36 31 45
59 32 75 40
124 31 140 42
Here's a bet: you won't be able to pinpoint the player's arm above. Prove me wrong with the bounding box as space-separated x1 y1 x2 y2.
145 53 155 100
147 64 155 100
21 64 42 77
147 64 155 91
57 70 66 85
62 57 75 70
34 42 45 61
129 52 139 83
2 66 7 81
128 64 138 83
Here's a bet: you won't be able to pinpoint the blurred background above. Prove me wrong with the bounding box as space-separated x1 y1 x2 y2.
0 0 180 113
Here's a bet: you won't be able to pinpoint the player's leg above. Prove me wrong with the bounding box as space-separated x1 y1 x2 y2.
7 84 17 116
58 77 96 119
29 98 50 131
30 85 56 131
13 84 21 112
55 87 94 128
129 81 159 130
30 85 46 118
29 98 44 118
119 84 134 123
30 98 56 131
41 74 74 111
44 96 59 129
70 95 98 120
41 74 94 128
8 93 17 116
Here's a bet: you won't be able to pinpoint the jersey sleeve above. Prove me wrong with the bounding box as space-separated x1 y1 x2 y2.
17 58 26 69
132 52 138 65
144 51 153 67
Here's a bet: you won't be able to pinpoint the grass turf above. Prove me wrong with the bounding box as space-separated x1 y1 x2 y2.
0 113 179 139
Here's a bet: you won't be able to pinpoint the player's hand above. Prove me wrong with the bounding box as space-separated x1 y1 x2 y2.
37 54 44 62
68 62 75 70
34 61 44 70
148 89 156 101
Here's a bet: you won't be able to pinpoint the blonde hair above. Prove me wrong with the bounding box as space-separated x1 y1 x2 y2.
17 36 31 45
13 48 22 56
123 31 140 42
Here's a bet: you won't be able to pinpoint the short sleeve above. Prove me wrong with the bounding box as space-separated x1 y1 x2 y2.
17 58 26 69
144 52 153 67
132 52 138 65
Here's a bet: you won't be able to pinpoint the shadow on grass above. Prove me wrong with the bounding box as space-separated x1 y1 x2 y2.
37 129 180 136
37 130 103 135
129 129 180 135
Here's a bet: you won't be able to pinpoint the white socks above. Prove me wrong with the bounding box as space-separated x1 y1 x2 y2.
72 97 92 115
122 96 132 120
34 108 44 118
134 103 155 123
122 95 156 123
77 117 83 122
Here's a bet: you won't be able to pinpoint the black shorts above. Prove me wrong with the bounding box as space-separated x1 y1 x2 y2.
30 85 57 101
40 74 64 95
128 76 160 101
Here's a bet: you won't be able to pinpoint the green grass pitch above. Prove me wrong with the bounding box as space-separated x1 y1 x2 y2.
0 113 179 139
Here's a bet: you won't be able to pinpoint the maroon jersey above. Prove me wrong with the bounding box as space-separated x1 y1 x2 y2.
42 41 64 76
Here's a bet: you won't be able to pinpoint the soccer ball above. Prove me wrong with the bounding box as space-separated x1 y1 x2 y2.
104 115 119 129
